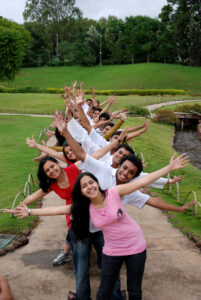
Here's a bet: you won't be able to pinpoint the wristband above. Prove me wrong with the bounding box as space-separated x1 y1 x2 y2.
168 179 172 184
28 209 31 216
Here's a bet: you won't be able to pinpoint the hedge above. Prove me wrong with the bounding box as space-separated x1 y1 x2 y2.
0 86 185 96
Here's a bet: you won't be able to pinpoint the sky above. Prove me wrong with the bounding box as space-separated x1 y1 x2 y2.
0 0 167 24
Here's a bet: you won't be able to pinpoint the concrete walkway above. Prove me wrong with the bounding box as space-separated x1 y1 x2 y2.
145 99 201 111
1 194 201 300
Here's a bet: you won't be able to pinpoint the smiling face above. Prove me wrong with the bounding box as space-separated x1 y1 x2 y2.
80 175 100 200
64 145 77 161
112 148 131 168
43 160 61 179
116 160 138 184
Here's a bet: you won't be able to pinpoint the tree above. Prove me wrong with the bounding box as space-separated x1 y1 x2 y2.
159 0 201 66
0 17 30 81
23 0 82 58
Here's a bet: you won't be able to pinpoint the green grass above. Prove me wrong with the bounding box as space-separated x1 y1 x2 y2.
125 118 201 238
0 116 201 239
0 93 200 115
0 115 51 233
2 63 201 94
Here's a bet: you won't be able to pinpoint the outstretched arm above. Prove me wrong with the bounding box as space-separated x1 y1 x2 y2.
4 204 71 219
117 153 189 197
21 189 47 206
0 275 14 300
146 196 195 212
126 120 150 142
26 136 66 163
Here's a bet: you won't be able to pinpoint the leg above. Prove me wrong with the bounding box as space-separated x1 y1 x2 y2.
73 237 92 300
96 254 124 300
52 231 71 266
125 250 146 300
92 232 124 300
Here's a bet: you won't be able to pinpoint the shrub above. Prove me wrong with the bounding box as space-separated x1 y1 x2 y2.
174 104 201 114
153 109 179 125
128 105 149 116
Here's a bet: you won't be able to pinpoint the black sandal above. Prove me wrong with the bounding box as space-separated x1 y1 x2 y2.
67 290 77 300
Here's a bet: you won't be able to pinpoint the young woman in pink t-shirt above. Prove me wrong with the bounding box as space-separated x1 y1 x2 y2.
5 154 195 300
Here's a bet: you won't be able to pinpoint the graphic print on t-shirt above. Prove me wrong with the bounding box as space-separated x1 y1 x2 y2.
117 208 124 222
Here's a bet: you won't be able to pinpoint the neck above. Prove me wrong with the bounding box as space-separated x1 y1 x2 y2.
57 168 66 182
91 192 105 206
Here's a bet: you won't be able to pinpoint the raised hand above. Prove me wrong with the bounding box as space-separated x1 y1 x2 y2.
171 175 184 184
120 112 127 122
56 113 68 136
26 135 37 148
169 153 189 171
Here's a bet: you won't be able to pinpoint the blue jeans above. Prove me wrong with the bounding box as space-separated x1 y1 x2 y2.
96 250 146 300
72 231 123 300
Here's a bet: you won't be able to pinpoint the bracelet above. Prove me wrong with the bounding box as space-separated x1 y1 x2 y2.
28 209 31 216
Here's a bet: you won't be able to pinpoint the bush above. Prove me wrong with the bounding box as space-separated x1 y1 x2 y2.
174 104 201 114
0 86 185 96
153 109 179 125
128 105 149 116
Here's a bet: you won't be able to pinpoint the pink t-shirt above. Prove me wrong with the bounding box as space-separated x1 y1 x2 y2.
89 186 146 256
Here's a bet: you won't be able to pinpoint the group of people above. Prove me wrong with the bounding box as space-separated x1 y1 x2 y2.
4 83 195 300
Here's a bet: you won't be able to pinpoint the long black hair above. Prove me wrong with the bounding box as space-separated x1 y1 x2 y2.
37 156 58 192
62 140 76 164
71 172 105 241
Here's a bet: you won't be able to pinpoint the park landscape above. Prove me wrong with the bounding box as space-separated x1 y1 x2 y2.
0 0 201 299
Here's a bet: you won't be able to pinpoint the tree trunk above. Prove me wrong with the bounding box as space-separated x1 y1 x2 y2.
56 32 59 57
131 53 134 64
147 51 150 63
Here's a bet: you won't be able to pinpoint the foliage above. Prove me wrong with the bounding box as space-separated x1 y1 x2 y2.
127 105 149 116
0 17 30 81
174 104 201 114
153 109 179 125
0 85 185 96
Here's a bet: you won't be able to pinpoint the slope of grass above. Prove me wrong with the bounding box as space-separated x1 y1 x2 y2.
2 63 201 94
1 115 200 239
0 115 51 233
0 93 199 115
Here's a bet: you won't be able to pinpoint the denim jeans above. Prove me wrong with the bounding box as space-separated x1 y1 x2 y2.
96 250 147 300
72 231 124 300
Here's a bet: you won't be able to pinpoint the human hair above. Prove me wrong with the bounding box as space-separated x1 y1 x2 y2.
119 154 143 177
86 98 92 103
110 130 121 138
37 156 58 192
62 141 76 164
99 112 110 121
115 144 135 155
92 107 102 112
71 172 105 241
104 122 114 128
55 127 65 146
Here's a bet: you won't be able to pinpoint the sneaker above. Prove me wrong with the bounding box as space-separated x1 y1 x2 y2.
52 251 71 266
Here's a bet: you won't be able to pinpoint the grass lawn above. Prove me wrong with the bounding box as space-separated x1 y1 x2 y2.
0 93 200 115
1 115 200 239
0 115 51 233
2 63 201 94
125 118 201 238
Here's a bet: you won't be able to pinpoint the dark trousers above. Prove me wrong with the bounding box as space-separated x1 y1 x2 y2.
96 250 146 300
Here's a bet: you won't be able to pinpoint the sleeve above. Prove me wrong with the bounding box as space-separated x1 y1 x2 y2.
137 172 168 189
67 118 88 144
82 102 89 114
89 128 108 147
103 119 124 141
79 154 114 190
122 189 150 209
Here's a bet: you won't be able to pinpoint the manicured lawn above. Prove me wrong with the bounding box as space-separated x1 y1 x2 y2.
0 115 51 233
0 93 199 115
2 63 201 94
1 115 200 239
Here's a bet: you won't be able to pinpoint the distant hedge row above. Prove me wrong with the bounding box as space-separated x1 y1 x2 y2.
0 86 185 96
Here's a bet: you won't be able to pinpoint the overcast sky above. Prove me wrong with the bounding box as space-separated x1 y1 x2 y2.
0 0 167 24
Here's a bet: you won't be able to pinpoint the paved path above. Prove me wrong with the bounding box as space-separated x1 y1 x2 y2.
145 99 201 112
1 196 201 300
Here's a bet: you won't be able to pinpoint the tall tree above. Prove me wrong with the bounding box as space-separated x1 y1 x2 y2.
23 0 82 58
0 17 30 81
